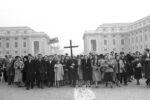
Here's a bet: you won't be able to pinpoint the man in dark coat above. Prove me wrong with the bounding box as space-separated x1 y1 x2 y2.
22 56 28 84
82 55 92 87
25 55 35 90
142 48 150 86
65 56 72 84
125 54 134 82
133 57 142 85
46 56 55 87
4 55 14 85
68 57 78 87
35 54 46 89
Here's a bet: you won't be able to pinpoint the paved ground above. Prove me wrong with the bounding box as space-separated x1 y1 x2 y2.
0 79 150 100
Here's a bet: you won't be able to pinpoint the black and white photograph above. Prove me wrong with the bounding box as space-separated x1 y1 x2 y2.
0 0 150 100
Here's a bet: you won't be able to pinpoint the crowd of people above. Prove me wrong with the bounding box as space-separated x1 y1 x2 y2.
1 48 150 90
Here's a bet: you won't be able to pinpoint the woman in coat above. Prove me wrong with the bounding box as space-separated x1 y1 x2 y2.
91 55 101 88
103 56 114 88
77 55 83 87
14 56 24 87
60 55 65 86
98 54 105 82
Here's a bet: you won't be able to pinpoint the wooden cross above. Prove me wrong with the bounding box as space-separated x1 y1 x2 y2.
64 40 78 59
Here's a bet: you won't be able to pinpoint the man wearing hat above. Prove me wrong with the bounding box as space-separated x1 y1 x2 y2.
25 54 35 90
143 48 150 86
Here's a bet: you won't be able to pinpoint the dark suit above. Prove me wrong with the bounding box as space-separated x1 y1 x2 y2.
82 59 92 81
25 60 35 89
68 59 78 86
46 60 55 86
141 53 150 85
36 59 46 88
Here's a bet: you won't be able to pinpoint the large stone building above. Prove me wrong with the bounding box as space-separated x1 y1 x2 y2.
83 15 150 54
0 26 54 57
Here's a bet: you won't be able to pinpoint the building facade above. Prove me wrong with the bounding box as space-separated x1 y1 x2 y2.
0 26 54 57
83 16 150 54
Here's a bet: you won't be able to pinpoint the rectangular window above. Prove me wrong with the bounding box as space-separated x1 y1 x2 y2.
121 35 124 37
145 45 148 48
120 28 123 30
136 37 138 42
15 42 18 48
113 39 115 45
104 40 107 45
112 35 115 37
111 28 114 31
103 28 106 31
121 39 124 45
6 51 9 54
91 40 96 51
24 51 26 53
140 36 142 42
113 48 116 51
23 38 27 40
23 42 26 47
15 38 18 40
15 51 18 54
6 43 9 48
145 34 147 41
104 35 107 37
132 37 134 43
7 31 10 34
34 41 39 55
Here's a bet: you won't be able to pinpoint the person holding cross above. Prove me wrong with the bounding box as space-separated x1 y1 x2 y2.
64 40 79 86
68 56 78 87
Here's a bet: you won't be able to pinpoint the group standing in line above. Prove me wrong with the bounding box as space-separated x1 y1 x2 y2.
1 48 150 90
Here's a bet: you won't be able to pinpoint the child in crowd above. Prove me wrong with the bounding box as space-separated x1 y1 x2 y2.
54 60 64 87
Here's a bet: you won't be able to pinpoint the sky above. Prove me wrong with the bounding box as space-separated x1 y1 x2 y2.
0 0 150 55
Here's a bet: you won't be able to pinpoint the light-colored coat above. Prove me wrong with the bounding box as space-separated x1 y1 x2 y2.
119 59 125 73
54 63 64 81
14 60 24 82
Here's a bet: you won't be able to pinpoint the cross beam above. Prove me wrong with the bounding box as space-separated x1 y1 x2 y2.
64 40 78 59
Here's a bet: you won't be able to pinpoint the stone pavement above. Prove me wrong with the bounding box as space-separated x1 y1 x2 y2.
0 79 150 100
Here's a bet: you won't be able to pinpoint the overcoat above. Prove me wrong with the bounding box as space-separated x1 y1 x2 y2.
142 54 150 79
54 63 64 81
46 60 55 82
68 59 78 81
82 59 92 81
133 60 142 79
25 60 36 82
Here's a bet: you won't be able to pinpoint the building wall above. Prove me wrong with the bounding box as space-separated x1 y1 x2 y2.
83 16 150 54
0 37 28 57
0 27 53 57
